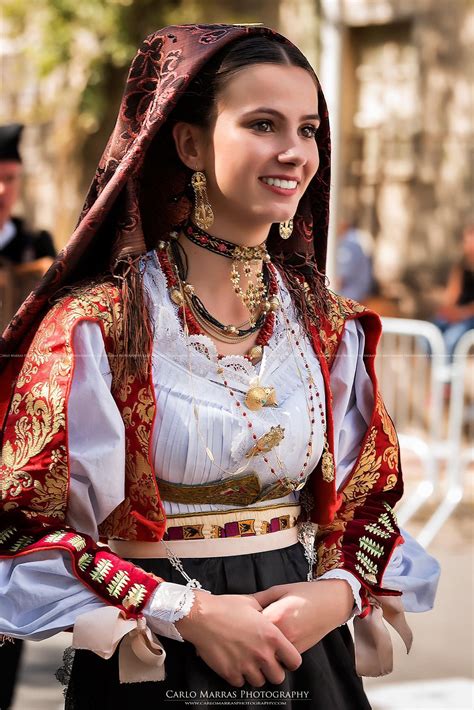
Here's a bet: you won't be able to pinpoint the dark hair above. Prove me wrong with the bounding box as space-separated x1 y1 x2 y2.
146 34 318 226
135 36 327 386
141 35 319 231
170 35 317 129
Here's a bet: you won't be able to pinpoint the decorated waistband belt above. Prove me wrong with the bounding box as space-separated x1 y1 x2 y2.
156 472 300 506
109 505 301 559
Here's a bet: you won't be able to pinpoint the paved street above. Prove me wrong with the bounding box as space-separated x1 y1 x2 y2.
10 504 474 710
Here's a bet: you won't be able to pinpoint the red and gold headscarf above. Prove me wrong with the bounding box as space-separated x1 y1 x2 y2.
0 24 330 368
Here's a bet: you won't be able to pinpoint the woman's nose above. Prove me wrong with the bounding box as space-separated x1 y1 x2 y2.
277 147 306 166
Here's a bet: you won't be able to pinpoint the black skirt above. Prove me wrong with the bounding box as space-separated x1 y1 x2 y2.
65 542 371 710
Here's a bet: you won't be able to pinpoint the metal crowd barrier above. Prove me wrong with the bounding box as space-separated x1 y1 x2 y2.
416 328 474 547
377 318 473 547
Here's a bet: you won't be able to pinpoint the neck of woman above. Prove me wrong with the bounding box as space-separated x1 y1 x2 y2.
176 219 270 325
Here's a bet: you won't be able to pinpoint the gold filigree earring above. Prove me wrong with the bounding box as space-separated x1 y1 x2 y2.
279 218 293 240
191 170 214 230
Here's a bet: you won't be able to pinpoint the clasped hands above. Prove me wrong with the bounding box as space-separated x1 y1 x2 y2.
253 578 354 653
175 579 354 688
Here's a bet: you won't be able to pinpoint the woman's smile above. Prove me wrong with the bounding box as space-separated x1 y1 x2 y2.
259 176 299 196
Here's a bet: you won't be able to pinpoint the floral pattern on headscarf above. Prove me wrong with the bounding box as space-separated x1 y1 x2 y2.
0 23 330 368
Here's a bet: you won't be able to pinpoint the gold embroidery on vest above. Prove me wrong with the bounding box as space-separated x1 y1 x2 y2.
376 393 399 472
1 283 121 523
342 429 381 502
316 542 343 577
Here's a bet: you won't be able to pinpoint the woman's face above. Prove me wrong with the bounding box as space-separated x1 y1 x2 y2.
200 63 320 232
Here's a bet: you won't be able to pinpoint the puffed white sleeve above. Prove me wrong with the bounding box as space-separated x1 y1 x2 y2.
316 319 440 613
0 321 193 642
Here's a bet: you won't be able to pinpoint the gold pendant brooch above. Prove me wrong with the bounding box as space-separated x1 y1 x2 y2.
245 425 285 458
244 385 278 411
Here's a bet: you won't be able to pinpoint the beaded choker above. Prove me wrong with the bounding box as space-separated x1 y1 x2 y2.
182 221 270 327
182 220 268 262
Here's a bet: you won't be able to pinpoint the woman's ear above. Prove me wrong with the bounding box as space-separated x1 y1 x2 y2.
172 122 206 170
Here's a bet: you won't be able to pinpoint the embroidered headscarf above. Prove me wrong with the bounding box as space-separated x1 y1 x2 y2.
0 24 330 371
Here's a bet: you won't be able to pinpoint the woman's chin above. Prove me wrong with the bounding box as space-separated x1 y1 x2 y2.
251 209 296 225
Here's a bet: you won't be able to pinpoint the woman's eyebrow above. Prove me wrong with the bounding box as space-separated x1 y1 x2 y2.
242 107 321 123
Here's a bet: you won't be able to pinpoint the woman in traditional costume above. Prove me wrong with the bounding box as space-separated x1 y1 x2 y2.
0 24 439 709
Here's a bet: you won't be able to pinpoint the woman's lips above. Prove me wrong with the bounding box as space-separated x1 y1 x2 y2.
258 178 298 196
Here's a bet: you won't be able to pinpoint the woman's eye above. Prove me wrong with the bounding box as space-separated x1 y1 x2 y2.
251 121 318 138
301 125 318 139
252 120 273 132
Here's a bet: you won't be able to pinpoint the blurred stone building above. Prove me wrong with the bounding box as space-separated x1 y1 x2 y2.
329 0 473 316
279 0 472 316
1 0 472 317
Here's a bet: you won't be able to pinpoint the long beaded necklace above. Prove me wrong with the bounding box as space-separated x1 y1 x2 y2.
154 239 330 493
280 301 335 487
153 241 331 583
155 240 267 478
218 262 329 492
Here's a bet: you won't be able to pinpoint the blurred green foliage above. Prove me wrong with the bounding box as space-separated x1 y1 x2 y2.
3 0 264 183
3 0 257 127
4 1 193 123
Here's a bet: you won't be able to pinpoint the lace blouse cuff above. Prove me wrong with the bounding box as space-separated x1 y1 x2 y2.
143 582 197 641
315 570 362 616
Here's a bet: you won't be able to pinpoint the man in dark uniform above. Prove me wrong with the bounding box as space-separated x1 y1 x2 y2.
0 123 56 264
0 123 56 709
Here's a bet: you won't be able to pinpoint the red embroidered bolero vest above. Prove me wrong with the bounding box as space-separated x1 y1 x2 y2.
0 282 403 617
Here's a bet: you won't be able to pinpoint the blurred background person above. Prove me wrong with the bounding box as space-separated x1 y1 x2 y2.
0 123 56 331
0 124 56 265
433 223 474 361
0 123 56 710
335 219 375 303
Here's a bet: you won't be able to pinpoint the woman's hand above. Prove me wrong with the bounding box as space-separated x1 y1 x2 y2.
252 580 354 653
175 590 302 687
